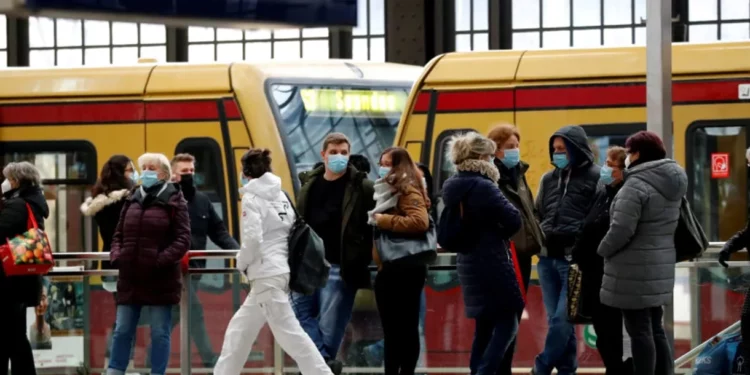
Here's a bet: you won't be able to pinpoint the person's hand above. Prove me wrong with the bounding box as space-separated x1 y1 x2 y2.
719 250 730 268
373 213 383 223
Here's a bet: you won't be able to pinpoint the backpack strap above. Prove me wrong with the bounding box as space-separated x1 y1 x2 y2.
282 191 300 218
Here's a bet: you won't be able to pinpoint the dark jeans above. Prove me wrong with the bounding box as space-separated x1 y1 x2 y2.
0 303 36 375
622 306 672 375
374 262 427 375
497 252 532 375
742 288 750 375
470 310 519 375
593 303 631 375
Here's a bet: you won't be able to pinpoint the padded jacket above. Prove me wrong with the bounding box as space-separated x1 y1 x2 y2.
598 159 687 309
110 182 191 306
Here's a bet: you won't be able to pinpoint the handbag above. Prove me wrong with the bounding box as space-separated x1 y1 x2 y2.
282 192 331 296
675 196 709 262
375 218 438 264
1 203 54 276
566 263 593 324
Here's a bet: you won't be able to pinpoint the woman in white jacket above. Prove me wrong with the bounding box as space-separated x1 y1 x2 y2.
214 149 333 375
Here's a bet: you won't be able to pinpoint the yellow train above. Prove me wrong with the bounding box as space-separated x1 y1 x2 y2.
395 40 750 243
0 60 422 264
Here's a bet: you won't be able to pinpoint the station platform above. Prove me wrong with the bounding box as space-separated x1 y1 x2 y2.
31 246 741 374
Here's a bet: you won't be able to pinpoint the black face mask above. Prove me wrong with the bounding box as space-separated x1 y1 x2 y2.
179 174 196 198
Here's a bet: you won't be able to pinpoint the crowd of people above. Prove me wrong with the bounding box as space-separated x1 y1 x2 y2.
0 124 737 375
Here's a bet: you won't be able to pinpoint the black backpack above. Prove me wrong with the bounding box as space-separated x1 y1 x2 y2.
674 196 709 262
283 192 330 295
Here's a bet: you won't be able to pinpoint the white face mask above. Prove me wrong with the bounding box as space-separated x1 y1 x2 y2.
624 155 631 168
1 179 11 194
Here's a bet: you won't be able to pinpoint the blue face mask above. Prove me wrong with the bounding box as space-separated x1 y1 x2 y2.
378 166 391 179
599 165 614 185
327 154 349 174
241 176 249 186
552 152 569 169
501 148 521 168
129 170 139 184
140 170 159 188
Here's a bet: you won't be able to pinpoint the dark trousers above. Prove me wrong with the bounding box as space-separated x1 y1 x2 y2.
0 303 36 375
374 262 427 375
497 253 532 375
742 288 750 375
470 310 519 375
622 306 672 375
593 303 632 375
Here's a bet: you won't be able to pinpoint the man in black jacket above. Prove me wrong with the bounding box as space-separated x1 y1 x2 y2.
293 133 375 375
164 153 240 367
532 126 600 375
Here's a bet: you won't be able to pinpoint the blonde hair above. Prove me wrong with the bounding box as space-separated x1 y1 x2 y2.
447 132 496 165
3 161 42 187
137 153 172 178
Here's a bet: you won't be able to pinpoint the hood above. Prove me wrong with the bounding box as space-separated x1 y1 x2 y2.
626 159 687 202
80 189 129 216
548 126 595 167
240 172 282 201
9 186 50 219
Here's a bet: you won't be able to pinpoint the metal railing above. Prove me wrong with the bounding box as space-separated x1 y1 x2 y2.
45 241 742 374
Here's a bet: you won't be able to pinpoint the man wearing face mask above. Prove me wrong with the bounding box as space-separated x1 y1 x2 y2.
532 125 600 375
164 153 239 367
293 133 376 374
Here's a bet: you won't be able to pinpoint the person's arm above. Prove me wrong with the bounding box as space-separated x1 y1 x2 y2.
109 201 129 266
376 187 430 234
597 183 645 259
156 195 192 267
0 199 26 240
482 181 522 238
206 202 240 250
723 221 750 254
236 195 263 275
534 174 547 222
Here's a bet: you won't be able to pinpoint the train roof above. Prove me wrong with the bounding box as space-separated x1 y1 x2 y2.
0 60 423 99
423 40 750 85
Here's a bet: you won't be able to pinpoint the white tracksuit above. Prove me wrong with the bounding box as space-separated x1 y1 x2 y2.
214 172 333 375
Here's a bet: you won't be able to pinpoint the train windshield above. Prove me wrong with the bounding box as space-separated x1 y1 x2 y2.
269 83 412 180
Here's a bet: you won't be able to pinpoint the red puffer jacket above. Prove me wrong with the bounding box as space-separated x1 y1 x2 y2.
110 182 191 306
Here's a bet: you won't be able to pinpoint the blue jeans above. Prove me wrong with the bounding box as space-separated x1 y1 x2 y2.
534 257 577 375
107 305 173 375
291 265 357 360
469 310 519 375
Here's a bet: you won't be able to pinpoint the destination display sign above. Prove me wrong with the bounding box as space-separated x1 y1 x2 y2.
299 89 408 114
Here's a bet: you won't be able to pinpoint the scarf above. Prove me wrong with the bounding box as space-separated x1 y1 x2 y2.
455 159 501 182
367 178 401 226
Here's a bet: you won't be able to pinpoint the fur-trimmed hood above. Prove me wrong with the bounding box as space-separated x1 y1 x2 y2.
80 189 130 216
455 159 500 183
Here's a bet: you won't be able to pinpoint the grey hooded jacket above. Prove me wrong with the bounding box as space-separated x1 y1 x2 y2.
597 159 688 309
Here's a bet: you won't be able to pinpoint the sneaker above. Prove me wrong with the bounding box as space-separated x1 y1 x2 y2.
327 359 343 375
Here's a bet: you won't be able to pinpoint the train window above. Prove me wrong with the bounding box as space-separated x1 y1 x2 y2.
687 121 750 242
581 123 647 165
268 83 412 180
0 141 97 255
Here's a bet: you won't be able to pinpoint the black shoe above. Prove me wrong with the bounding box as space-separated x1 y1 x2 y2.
327 359 343 375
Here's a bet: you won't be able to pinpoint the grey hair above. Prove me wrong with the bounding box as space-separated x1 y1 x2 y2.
137 153 172 178
446 131 497 165
3 161 42 187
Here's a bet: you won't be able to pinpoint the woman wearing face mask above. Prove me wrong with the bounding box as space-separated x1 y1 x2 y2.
486 124 544 375
370 147 432 375
107 153 191 375
0 161 48 375
80 155 138 359
598 131 687 375
571 146 632 375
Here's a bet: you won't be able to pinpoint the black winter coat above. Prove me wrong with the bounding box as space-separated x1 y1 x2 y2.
536 126 600 258
0 186 49 307
80 189 130 270
184 189 239 268
571 183 622 305
441 160 524 318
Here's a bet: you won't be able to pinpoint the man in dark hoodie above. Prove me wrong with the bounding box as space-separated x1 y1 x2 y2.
532 126 600 375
